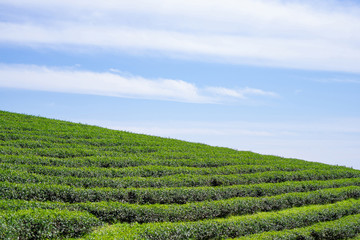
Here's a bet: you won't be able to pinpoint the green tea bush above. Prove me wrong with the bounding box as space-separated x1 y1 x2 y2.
87 199 360 240
1 168 359 189
0 151 342 168
0 186 359 225
0 208 101 239
1 178 360 204
235 213 360 239
0 162 328 178
75 186 360 223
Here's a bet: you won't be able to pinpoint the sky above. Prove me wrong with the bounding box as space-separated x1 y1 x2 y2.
0 0 360 169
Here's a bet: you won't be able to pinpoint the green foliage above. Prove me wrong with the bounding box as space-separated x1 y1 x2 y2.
0 208 101 239
235 213 360 239
1 178 360 204
79 199 360 240
1 168 359 189
1 110 360 239
72 186 360 223
0 186 358 225
1 161 323 178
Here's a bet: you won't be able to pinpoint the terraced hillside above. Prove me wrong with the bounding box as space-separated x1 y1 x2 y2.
0 110 360 239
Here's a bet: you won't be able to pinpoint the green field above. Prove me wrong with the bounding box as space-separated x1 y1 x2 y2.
0 110 359 239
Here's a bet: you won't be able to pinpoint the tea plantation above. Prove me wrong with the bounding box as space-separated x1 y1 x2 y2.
1 110 360 239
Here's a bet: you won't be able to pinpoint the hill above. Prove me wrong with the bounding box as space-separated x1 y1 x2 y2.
0 110 360 239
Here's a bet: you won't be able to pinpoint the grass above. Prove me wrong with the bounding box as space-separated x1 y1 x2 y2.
0 110 359 239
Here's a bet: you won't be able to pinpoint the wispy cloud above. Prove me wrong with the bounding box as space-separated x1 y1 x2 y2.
316 78 360 84
0 0 360 72
206 87 277 99
0 64 276 103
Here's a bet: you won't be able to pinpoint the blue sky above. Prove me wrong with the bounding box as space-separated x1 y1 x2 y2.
0 0 360 169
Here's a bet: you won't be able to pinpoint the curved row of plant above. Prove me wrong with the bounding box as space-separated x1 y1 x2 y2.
2 187 359 239
0 161 347 180
2 186 359 224
1 187 360 239
0 139 246 157
76 198 360 240
1 168 359 189
0 152 324 168
0 133 288 168
1 178 360 204
233 212 360 240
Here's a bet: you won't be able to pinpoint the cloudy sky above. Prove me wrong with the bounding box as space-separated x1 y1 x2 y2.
1 0 360 169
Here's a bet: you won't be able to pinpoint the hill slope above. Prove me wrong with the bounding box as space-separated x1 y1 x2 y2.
0 110 360 239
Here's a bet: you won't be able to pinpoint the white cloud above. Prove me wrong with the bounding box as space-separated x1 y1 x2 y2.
240 87 278 97
206 87 277 99
0 0 360 72
206 87 246 99
0 64 208 103
0 64 276 103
